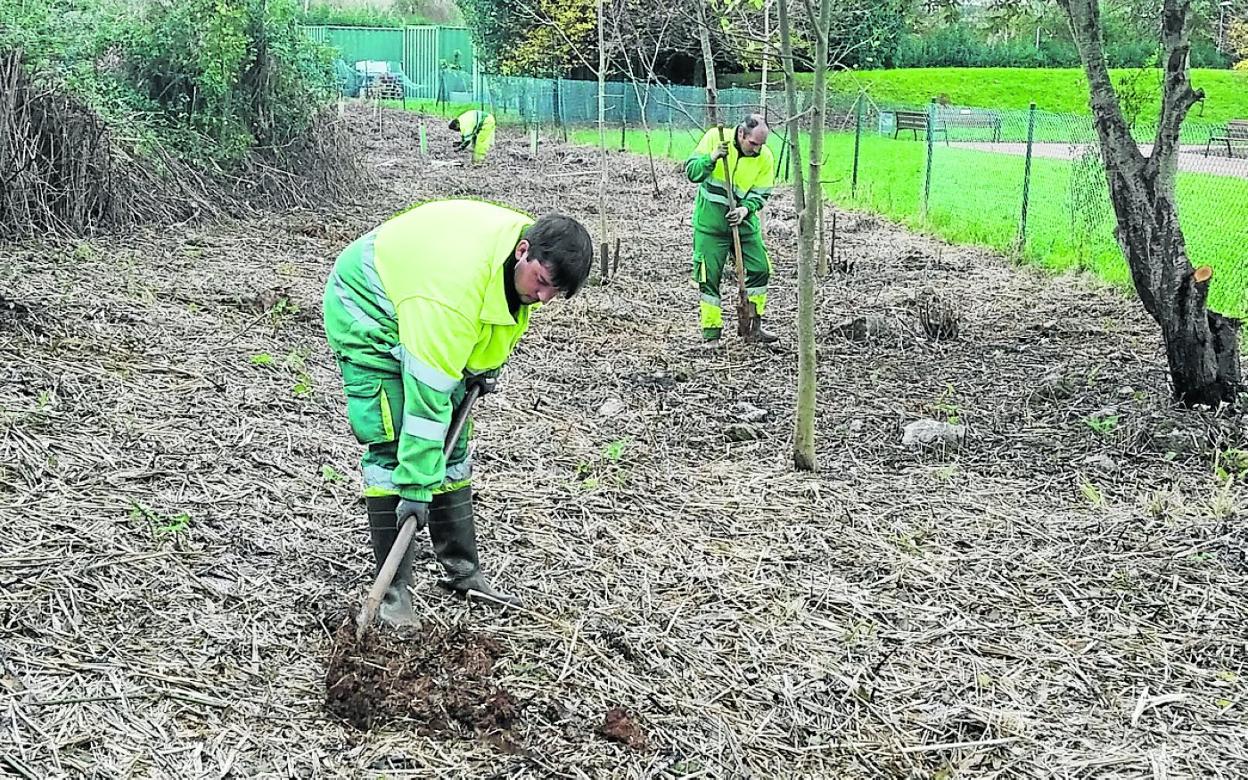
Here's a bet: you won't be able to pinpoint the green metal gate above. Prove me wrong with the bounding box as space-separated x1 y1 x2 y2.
305 24 478 101
402 26 439 99
304 24 329 45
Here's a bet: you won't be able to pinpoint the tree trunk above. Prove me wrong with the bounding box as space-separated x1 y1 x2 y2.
1059 0 1240 406
552 75 565 142
777 2 804 225
597 0 609 265
623 76 661 197
808 0 828 287
778 0 820 471
760 0 770 112
694 2 719 126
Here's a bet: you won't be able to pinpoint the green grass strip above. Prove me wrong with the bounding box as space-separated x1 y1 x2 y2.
571 124 1248 318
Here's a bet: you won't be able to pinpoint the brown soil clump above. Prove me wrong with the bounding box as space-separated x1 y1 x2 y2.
599 706 647 751
325 615 518 735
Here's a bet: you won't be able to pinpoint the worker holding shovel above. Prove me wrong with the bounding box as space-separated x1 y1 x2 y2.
684 113 778 347
323 200 593 626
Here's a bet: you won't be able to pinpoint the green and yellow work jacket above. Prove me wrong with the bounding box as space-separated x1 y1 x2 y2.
684 127 776 236
455 110 490 144
325 200 534 501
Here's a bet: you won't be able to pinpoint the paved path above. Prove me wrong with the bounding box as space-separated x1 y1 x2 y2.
949 141 1248 180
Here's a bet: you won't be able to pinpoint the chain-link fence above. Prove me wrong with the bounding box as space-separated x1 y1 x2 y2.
469 74 1246 320
842 97 1248 319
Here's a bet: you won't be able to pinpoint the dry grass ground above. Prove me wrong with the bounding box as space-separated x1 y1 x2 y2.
1 105 1246 778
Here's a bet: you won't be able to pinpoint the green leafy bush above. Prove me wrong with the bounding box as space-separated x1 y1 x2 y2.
891 24 1230 70
124 0 337 163
299 2 432 28
1 0 337 165
1 0 356 237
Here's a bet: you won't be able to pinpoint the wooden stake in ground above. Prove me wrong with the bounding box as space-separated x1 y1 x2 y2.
695 4 719 125
356 385 482 642
596 0 609 266
715 123 756 338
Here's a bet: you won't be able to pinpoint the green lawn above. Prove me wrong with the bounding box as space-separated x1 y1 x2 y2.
723 67 1248 126
571 124 1248 319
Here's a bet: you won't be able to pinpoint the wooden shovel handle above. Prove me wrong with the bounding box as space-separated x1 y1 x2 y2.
355 384 482 640
716 124 754 336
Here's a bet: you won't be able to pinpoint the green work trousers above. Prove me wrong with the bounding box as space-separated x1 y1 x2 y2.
334 356 473 498
471 116 496 164
691 228 770 332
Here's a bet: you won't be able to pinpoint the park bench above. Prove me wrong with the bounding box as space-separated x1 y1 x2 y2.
892 108 1003 143
938 108 1003 142
1204 119 1248 158
893 110 945 142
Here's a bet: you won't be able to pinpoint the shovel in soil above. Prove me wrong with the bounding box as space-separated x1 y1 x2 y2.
715 123 757 339
355 384 482 642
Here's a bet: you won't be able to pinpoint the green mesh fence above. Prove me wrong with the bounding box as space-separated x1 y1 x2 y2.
481 75 771 130
873 101 1248 318
474 73 1246 319
330 61 1248 319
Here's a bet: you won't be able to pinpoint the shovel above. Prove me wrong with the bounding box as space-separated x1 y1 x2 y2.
715 123 757 338
355 383 482 641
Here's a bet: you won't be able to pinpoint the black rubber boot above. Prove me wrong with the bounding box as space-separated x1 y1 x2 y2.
366 495 420 627
745 316 779 344
427 486 522 607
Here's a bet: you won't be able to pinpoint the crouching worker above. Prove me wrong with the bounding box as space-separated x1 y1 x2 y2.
449 110 496 164
323 199 593 624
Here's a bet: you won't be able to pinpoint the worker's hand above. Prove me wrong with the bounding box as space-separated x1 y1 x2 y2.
710 142 729 162
727 206 749 226
396 499 430 531
466 371 498 396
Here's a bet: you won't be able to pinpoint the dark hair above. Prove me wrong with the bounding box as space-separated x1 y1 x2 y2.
524 213 593 298
448 119 460 131
740 113 767 134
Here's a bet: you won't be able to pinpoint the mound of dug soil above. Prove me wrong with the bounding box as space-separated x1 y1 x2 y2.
325 616 518 734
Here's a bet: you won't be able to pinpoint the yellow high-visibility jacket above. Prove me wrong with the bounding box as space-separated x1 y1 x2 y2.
684 127 775 236
324 199 533 500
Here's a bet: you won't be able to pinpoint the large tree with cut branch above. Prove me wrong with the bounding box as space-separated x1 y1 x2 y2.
1057 0 1241 406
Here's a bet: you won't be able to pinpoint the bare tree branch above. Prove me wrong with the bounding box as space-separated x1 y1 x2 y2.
1146 0 1204 184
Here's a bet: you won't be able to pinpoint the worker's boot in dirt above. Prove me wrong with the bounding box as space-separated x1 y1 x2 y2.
366 495 420 628
427 486 523 608
745 317 779 344
700 327 723 350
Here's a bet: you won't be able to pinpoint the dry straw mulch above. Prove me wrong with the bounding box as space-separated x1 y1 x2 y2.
1 105 1246 778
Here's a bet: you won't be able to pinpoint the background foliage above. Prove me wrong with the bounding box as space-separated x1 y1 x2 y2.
0 0 337 166
456 0 599 76
890 24 1228 69
299 1 435 28
722 67 1248 123
451 0 1237 78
